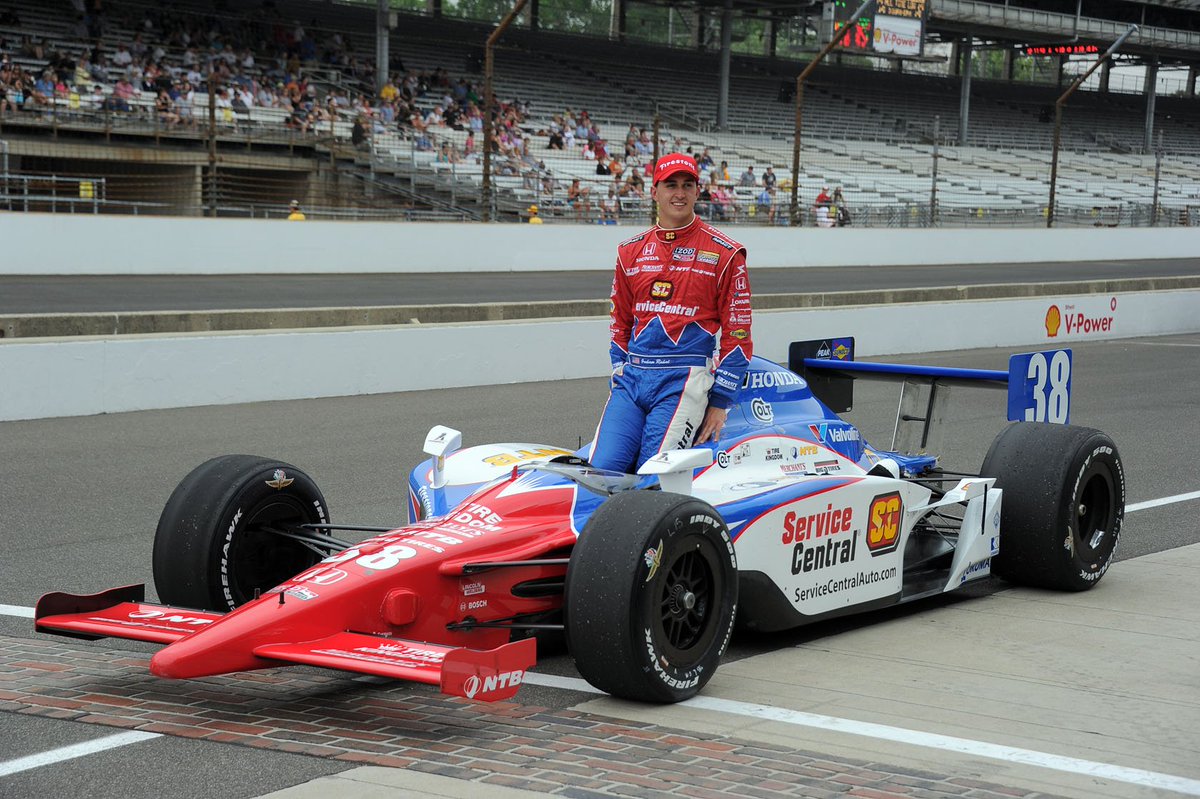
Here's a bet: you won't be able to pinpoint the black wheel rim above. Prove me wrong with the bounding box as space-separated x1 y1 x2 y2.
226 496 322 606
655 535 725 663
1076 467 1116 557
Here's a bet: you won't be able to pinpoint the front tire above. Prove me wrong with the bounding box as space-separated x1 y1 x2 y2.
981 423 1125 591
565 491 737 703
152 455 330 611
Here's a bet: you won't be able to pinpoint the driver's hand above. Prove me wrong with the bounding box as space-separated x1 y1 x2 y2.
694 405 728 445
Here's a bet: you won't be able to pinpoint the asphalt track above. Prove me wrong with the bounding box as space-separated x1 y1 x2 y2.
2 334 1199 799
3 257 1199 314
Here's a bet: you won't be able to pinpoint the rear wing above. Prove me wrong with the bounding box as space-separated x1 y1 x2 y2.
789 338 1072 453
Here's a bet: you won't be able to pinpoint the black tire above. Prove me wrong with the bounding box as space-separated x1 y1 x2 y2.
981 423 1125 591
152 455 330 612
565 491 737 703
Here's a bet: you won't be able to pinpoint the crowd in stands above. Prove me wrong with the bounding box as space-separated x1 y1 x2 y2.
0 0 855 224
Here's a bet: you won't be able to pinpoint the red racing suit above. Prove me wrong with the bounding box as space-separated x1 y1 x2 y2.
590 216 753 473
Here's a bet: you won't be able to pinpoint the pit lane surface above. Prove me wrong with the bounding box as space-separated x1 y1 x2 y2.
2 257 1198 314
2 335 1199 799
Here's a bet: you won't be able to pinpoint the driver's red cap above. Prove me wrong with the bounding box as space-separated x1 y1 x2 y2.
653 153 699 184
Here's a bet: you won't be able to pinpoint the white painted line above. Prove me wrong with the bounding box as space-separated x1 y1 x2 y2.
0 731 161 777
522 672 603 694
520 672 1200 796
1127 490 1200 513
684 696 1200 797
0 604 34 618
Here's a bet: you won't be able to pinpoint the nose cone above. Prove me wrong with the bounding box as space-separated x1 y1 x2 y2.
150 628 271 679
148 592 335 679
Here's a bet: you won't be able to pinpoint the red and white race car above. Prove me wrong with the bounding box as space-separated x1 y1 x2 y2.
36 339 1124 703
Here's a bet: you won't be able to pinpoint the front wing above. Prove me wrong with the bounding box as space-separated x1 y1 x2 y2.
35 584 537 702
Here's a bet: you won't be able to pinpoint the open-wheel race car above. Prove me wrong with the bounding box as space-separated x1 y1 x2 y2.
36 338 1126 703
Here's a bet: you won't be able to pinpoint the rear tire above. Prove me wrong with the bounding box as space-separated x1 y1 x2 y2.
981 423 1125 591
152 455 330 611
565 491 737 703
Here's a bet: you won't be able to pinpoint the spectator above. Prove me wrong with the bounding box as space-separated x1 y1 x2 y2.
527 204 543 224
635 129 652 156
31 70 55 108
111 43 132 68
155 88 180 125
738 165 756 187
174 80 195 124
815 204 834 228
713 160 731 184
567 178 591 221
710 181 730 221
581 140 595 160
287 200 306 220
351 115 369 150
621 171 644 199
696 179 712 218
599 181 619 223
762 167 777 190
107 75 136 112
595 156 610 177
723 182 740 220
815 185 832 206
436 140 458 164
0 72 19 114
833 187 852 226
755 186 776 224
379 76 399 103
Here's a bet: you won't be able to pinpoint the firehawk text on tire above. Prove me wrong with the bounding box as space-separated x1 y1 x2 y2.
152 455 330 611
981 422 1125 591
565 490 738 703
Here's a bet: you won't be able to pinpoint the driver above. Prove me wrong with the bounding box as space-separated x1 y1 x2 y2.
589 153 753 474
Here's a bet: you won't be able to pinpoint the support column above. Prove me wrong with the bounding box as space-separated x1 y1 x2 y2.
716 0 732 130
1143 57 1159 154
530 0 539 31
1100 59 1111 93
1003 48 1013 80
958 38 973 145
375 0 389 94
696 7 706 50
1188 64 1197 97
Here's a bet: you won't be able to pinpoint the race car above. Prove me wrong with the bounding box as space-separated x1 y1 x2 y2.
36 338 1125 704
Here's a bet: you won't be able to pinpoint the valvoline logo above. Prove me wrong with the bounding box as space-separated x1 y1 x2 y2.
809 423 860 445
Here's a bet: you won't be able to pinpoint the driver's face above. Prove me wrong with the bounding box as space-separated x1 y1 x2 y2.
652 174 698 227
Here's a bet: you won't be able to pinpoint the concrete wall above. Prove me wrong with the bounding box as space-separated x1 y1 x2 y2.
3 287 1194 421
4 213 1200 274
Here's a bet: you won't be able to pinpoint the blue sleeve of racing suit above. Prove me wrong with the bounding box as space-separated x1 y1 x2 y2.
708 249 752 409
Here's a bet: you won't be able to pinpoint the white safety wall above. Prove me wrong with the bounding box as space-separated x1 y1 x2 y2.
2 288 1196 421
3 214 1200 274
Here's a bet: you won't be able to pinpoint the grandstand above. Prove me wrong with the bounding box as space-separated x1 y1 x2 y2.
1 0 1198 226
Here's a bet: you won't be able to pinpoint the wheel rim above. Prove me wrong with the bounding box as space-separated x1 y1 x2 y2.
1076 469 1116 556
226 496 322 606
655 536 725 663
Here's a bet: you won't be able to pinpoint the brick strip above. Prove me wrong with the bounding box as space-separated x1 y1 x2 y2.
0 635 1061 798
